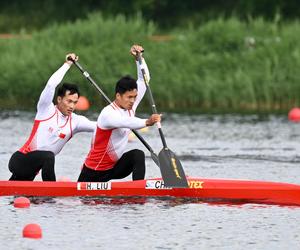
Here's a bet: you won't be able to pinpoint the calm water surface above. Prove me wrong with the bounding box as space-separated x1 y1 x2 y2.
1 111 300 250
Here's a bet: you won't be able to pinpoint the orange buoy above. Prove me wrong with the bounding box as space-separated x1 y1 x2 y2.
76 96 90 111
23 223 42 239
14 197 30 208
288 107 300 122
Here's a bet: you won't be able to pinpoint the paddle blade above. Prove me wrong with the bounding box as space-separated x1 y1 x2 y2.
158 148 189 188
151 152 160 168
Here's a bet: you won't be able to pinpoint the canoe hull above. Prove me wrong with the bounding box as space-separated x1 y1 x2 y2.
1 177 300 206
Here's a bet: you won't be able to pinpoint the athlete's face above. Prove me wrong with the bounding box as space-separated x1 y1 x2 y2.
57 91 79 116
115 89 138 110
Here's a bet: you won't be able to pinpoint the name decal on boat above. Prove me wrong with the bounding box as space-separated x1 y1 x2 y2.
145 180 172 189
188 180 204 189
77 182 111 190
145 180 204 189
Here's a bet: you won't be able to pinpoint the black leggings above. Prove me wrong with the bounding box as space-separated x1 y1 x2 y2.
8 151 56 181
78 149 145 182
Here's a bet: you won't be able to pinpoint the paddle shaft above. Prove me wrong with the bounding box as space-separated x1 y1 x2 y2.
136 54 189 187
137 56 167 148
71 59 157 157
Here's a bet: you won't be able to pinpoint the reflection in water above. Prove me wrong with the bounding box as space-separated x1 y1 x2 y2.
78 196 294 208
176 154 300 163
80 197 148 206
79 196 206 207
7 196 57 206
6 194 300 209
8 196 256 207
29 196 57 204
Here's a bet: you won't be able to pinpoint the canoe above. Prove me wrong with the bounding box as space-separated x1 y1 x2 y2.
1 177 300 206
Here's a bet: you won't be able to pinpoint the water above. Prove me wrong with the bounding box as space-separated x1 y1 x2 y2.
1 111 300 249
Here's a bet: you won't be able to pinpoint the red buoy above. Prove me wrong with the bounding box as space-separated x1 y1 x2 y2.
23 223 42 239
288 107 300 122
76 96 90 111
14 197 30 208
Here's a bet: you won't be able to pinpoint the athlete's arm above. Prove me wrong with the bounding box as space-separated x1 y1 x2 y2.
73 115 97 133
37 54 78 117
129 45 150 111
99 109 147 130
37 63 71 113
132 58 149 111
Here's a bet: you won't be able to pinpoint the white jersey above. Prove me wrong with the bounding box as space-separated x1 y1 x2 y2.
84 59 149 170
19 63 96 155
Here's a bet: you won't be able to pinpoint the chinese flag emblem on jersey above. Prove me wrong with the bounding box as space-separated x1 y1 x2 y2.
59 133 66 139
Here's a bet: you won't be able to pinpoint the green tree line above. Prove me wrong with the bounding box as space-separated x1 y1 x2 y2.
1 13 300 113
1 0 300 32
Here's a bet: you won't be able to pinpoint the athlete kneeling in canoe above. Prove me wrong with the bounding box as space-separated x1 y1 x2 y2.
8 54 96 181
78 44 161 182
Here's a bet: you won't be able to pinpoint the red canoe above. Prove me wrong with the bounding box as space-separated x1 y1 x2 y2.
1 177 300 206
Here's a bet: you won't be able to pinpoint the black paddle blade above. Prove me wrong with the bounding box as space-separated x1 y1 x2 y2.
158 148 189 188
151 152 160 168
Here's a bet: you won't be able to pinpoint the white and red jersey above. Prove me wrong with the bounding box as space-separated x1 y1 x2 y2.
84 59 149 171
19 63 96 155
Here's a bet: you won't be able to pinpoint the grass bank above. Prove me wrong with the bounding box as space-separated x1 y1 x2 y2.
0 13 300 113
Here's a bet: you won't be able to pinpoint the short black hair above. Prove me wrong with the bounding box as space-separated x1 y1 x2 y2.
57 83 80 98
115 75 137 94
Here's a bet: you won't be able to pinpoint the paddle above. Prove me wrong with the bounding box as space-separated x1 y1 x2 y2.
136 53 189 188
68 57 160 168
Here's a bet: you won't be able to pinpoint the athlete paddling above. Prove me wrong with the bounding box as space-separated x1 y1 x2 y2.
8 53 96 181
78 45 161 182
